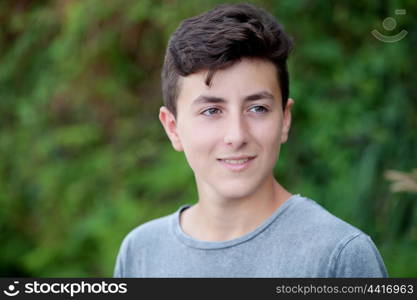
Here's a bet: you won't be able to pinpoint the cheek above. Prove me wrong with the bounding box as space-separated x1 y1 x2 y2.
252 118 282 148
178 123 218 169
251 120 282 166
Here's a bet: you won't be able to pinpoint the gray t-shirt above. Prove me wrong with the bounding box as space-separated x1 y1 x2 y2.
113 194 388 277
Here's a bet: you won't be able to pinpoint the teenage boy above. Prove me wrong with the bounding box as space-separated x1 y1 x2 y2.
114 3 387 277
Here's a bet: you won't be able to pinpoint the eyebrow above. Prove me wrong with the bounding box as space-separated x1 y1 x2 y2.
192 91 275 105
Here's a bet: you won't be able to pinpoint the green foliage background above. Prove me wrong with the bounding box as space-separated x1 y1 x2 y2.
0 0 416 277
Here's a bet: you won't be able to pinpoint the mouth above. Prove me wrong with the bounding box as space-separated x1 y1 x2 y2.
217 156 256 171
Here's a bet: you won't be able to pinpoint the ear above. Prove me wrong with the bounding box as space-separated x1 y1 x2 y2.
280 98 294 144
159 106 184 151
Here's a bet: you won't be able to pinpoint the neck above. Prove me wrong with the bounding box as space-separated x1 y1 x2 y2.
180 177 292 242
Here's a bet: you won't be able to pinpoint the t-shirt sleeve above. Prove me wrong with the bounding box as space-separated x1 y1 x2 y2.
113 235 130 278
332 233 388 278
113 252 123 278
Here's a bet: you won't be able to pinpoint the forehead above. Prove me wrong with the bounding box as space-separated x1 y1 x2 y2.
176 58 281 106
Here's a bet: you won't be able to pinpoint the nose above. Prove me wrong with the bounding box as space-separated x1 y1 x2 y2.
223 112 249 149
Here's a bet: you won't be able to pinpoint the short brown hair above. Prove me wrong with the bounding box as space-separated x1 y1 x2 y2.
161 3 293 116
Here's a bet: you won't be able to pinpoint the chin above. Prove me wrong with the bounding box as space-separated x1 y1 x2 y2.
214 180 259 200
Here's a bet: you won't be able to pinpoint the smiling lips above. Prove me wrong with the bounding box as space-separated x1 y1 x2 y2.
217 156 256 171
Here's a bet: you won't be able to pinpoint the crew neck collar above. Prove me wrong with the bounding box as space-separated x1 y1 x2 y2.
171 194 302 250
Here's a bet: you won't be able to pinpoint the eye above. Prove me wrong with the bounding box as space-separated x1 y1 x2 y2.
249 105 268 114
201 107 221 116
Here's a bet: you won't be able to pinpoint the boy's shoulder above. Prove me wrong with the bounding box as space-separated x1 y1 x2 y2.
267 195 387 277
283 195 366 243
293 195 361 229
121 211 176 248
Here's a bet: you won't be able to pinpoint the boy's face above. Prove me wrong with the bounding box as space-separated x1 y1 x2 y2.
160 58 293 200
